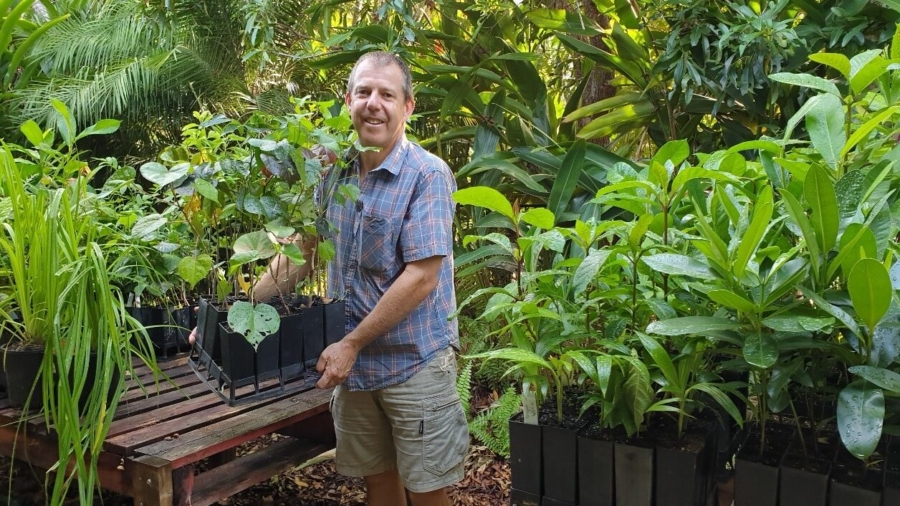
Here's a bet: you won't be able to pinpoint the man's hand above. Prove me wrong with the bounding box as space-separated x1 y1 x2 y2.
188 327 197 345
315 339 360 388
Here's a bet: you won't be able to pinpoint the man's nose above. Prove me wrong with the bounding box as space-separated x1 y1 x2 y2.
365 93 381 110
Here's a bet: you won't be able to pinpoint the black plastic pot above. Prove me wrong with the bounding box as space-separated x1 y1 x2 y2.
255 331 281 383
279 313 305 380
196 298 227 379
509 489 540 506
2 344 44 409
884 437 900 506
323 299 345 347
734 423 790 506
542 418 583 504
167 305 194 351
509 412 542 497
655 423 716 506
218 323 257 388
829 448 882 506
302 304 325 368
577 424 614 506
778 429 834 506
614 436 654 506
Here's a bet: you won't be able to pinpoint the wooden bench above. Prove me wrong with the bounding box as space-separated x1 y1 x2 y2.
0 354 335 506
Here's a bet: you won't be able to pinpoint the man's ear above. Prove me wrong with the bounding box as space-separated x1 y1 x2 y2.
405 98 415 119
345 92 352 107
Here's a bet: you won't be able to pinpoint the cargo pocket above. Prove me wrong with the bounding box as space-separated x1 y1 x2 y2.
358 214 392 273
423 392 468 475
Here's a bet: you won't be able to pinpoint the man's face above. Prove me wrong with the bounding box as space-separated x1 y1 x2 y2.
345 60 414 152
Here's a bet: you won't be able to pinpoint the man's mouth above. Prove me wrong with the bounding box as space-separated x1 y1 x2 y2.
364 119 384 126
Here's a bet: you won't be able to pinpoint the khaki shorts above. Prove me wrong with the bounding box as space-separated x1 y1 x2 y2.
330 347 469 493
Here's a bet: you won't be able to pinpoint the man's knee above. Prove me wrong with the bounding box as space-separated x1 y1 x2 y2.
407 487 451 506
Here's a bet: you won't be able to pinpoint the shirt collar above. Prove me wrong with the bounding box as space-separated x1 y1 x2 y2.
354 136 408 176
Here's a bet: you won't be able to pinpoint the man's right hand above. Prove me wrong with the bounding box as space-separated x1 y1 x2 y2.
188 327 198 345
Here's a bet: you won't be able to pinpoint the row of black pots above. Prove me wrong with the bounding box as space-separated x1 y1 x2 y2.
191 296 345 405
734 423 896 506
126 305 194 358
509 411 719 506
1 344 120 410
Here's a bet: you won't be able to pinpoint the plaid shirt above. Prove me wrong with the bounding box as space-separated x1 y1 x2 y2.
322 137 459 391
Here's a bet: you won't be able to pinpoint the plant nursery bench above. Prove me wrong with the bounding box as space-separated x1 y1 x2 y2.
0 353 335 506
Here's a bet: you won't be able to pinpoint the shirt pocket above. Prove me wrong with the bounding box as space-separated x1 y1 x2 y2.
358 214 393 273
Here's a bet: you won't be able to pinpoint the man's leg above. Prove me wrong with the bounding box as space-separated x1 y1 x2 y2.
407 487 452 506
363 468 406 506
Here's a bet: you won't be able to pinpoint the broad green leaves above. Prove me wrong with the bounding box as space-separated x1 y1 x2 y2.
177 255 213 288
848 259 891 332
837 380 884 460
453 187 515 222
227 301 280 350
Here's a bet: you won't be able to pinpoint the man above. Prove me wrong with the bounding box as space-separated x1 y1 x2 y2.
254 51 469 506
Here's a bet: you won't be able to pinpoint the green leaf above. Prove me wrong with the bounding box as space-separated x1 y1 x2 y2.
652 140 690 168
177 255 213 289
597 355 612 397
839 224 877 280
744 331 779 369
140 162 189 187
782 191 822 278
282 243 306 266
763 315 835 333
708 289 755 313
849 366 900 394
837 380 884 460
637 332 680 391
525 8 601 35
799 286 862 337
573 249 611 295
19 120 44 146
808 53 851 79
453 187 515 222
806 93 846 170
804 165 839 253
645 316 742 336
193 178 219 203
841 106 900 157
75 119 121 140
769 72 841 97
641 253 716 280
234 231 277 260
520 208 555 230
227 301 280 350
849 258 892 331
131 214 167 240
734 185 773 279
548 140 585 223
628 214 653 250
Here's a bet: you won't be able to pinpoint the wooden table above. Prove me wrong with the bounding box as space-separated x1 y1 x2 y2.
0 354 335 506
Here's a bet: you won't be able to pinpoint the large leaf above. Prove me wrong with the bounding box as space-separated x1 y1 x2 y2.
227 301 280 350
799 286 861 338
848 258 892 332
572 248 611 295
734 185 773 279
519 208 555 230
177 255 213 289
841 106 900 157
805 93 846 170
645 317 742 336
808 53 851 79
708 289 755 313
140 162 189 187
548 140 586 223
453 187 515 222
232 230 277 263
131 214 167 240
637 333 680 390
849 366 900 394
744 331 779 369
839 224 877 280
804 164 839 254
525 8 602 35
641 253 716 280
781 191 822 279
837 380 884 460
769 72 841 96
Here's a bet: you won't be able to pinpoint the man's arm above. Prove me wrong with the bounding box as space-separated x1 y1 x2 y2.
315 255 443 388
253 238 317 302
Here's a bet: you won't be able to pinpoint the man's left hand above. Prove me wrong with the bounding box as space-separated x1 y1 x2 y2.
315 339 359 388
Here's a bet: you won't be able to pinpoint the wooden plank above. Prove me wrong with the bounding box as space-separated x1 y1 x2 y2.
119 370 202 404
105 388 220 441
0 424 130 495
130 455 173 506
112 382 211 421
105 384 302 456
188 437 333 506
137 387 332 469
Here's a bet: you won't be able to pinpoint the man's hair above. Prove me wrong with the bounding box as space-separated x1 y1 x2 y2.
346 51 413 101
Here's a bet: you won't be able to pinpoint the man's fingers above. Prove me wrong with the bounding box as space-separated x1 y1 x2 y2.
315 355 327 374
188 327 197 345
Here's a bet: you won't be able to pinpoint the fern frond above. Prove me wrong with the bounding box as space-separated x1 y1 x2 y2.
456 358 473 419
469 386 520 458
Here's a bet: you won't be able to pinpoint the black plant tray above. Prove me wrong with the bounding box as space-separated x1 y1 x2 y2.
186 344 320 406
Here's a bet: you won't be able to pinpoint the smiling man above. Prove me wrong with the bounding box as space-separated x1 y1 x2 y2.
310 51 469 506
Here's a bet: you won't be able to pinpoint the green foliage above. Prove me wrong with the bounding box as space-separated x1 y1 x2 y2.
469 387 520 458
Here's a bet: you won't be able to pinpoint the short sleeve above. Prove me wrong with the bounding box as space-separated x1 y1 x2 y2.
400 167 455 262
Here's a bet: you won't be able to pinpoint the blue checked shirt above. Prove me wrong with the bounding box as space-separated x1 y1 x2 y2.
322 137 459 391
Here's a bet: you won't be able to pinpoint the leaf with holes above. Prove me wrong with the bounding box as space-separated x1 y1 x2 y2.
227 301 280 350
